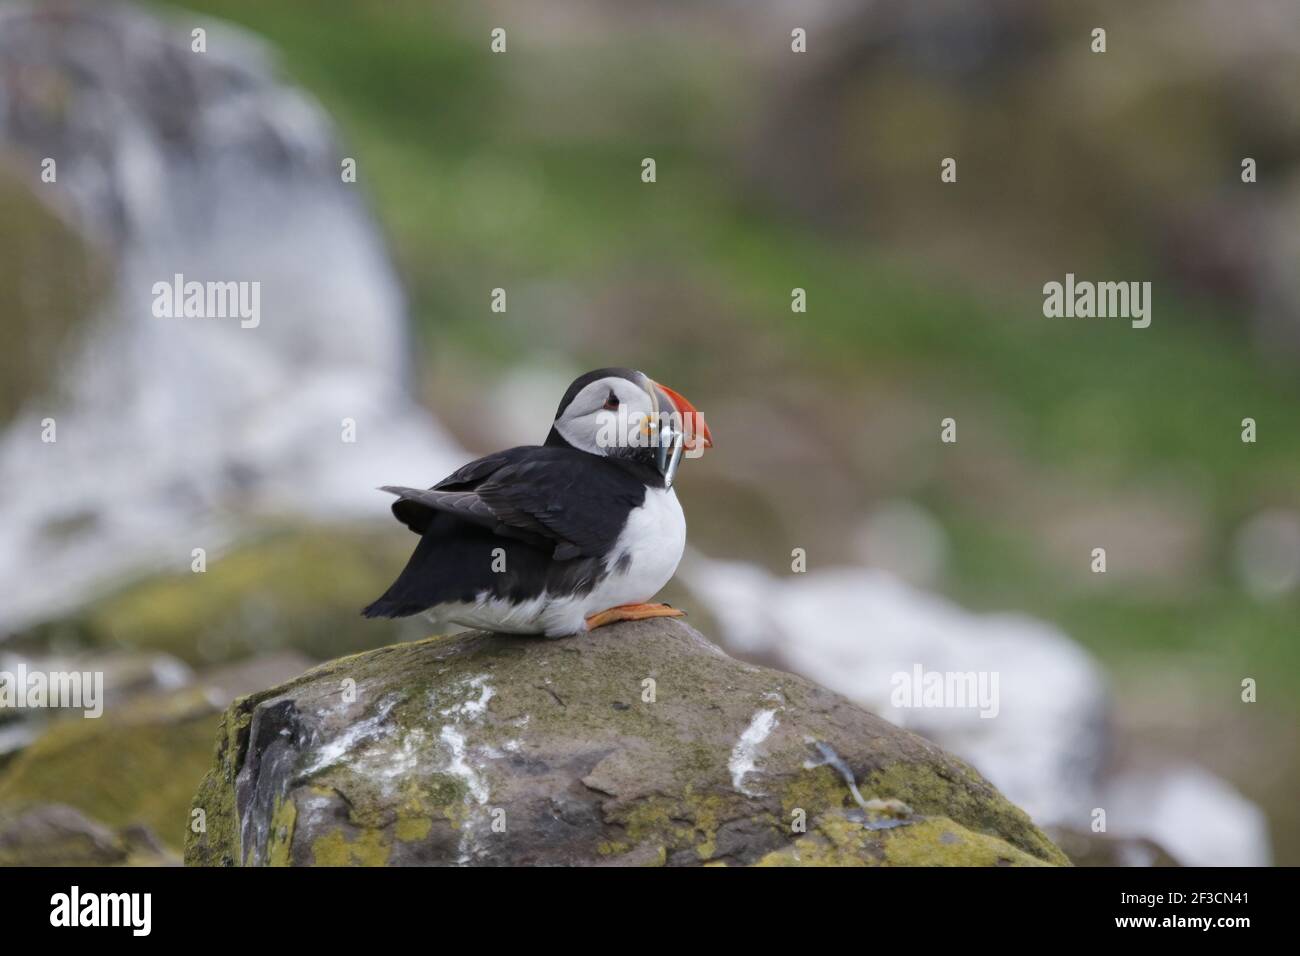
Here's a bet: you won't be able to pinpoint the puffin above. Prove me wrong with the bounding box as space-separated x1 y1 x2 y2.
362 368 713 637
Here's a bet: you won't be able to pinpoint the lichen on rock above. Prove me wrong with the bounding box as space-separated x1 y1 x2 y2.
185 619 1069 867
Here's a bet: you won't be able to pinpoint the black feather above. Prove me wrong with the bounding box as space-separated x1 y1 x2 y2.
362 445 649 619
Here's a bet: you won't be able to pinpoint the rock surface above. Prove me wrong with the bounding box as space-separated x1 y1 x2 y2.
0 651 314 853
186 619 1068 866
1046 826 1179 868
0 803 177 867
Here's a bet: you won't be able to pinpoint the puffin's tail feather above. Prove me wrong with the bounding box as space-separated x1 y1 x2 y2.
362 518 449 619
361 592 427 619
363 512 523 620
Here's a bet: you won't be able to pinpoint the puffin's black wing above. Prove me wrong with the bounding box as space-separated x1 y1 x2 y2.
362 446 645 619
383 446 644 561
385 448 528 537
380 486 556 552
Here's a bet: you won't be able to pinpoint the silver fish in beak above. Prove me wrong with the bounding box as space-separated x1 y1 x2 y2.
644 377 712 488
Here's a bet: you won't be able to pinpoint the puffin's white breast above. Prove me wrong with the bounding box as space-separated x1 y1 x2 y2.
433 486 687 638
540 486 687 635
599 485 687 604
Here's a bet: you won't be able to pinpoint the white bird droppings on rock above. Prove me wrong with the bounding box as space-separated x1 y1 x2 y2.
303 696 397 775
439 675 494 720
439 725 489 805
729 707 778 796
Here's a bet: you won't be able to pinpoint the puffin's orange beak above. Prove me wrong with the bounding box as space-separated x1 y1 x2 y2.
654 381 713 451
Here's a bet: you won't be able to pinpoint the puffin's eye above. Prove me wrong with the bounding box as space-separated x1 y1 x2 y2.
603 392 620 411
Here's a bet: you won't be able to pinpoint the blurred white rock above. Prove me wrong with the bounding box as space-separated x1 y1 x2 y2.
1102 764 1271 868
0 3 463 630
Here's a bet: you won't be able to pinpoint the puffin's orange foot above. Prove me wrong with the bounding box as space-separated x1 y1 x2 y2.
585 603 685 630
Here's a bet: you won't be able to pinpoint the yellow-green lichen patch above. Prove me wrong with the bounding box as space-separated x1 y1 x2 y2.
393 779 439 843
606 796 691 849
876 818 1050 866
863 760 1070 866
266 797 298 867
755 811 1054 867
311 827 392 867
602 788 747 863
780 764 855 819
684 788 728 860
395 815 432 843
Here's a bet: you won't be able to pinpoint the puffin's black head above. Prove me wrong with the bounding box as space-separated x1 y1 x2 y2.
545 367 713 487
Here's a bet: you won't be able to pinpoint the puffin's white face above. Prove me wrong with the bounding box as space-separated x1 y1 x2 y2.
552 368 712 486
554 373 657 456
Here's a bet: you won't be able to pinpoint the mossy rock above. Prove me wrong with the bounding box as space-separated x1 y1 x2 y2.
186 619 1067 866
0 690 218 853
754 811 1050 866
0 803 177 866
0 652 313 855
